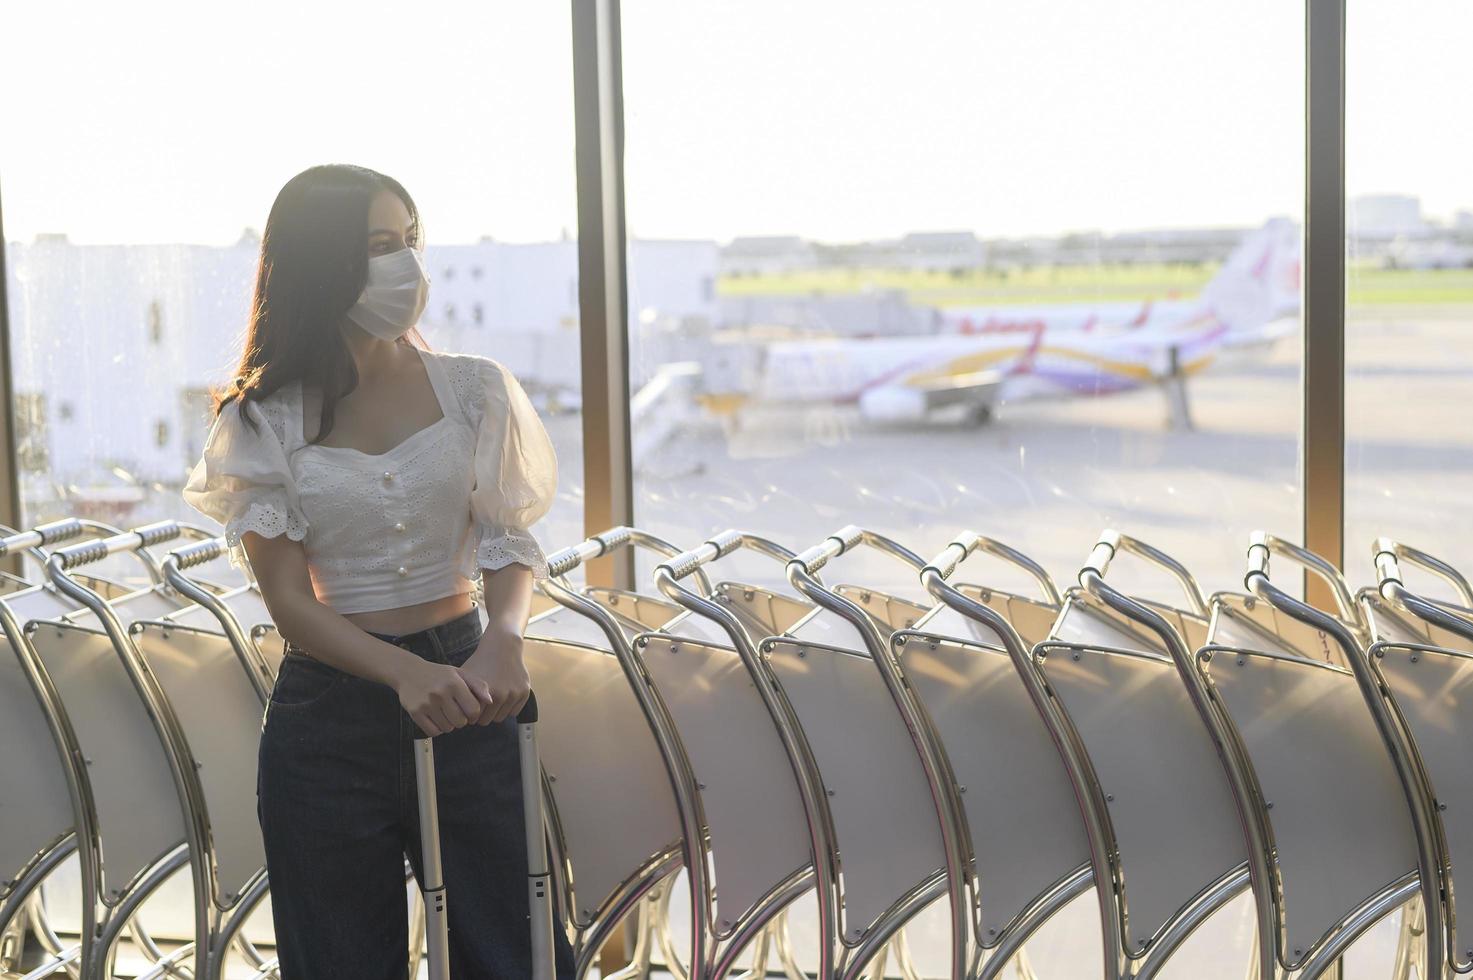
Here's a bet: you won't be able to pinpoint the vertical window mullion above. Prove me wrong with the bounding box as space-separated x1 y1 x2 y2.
1304 0 1347 604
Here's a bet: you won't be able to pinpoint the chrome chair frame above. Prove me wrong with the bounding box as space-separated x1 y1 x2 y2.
639 529 834 980
1032 530 1261 980
151 537 290 978
530 526 706 979
9 518 196 980
655 529 920 980
1366 539 1473 973
908 531 1100 978
1222 532 1447 978
535 527 807 980
41 520 272 980
0 517 119 978
1371 538 1473 646
655 528 971 980
783 525 974 980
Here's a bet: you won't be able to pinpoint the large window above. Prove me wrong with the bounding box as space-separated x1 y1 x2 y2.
2 2 584 571
1346 0 1473 601
623 0 1305 609
621 3 1304 973
1 1 582 958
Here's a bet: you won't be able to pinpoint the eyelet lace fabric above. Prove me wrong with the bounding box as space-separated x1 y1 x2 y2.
478 527 549 580
219 395 310 568
222 496 309 571
183 347 558 613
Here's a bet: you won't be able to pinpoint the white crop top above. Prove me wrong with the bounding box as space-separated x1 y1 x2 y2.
181 345 558 615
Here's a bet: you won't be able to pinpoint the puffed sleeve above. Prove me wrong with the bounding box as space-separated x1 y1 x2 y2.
470 359 559 580
181 396 309 571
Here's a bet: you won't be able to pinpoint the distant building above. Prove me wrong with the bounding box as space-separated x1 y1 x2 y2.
1352 194 1425 238
1455 210 1473 235
721 235 817 276
720 290 938 337
4 236 718 489
1386 237 1473 270
1095 227 1246 265
895 231 987 272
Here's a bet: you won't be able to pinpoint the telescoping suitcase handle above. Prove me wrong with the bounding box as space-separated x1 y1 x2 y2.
414 691 553 980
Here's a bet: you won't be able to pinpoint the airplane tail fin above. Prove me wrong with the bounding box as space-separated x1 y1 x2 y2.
1201 217 1302 335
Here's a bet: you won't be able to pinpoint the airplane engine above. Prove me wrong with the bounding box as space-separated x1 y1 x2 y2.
858 385 928 422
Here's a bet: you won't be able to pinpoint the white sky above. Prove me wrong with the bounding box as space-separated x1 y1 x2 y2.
2 0 1468 246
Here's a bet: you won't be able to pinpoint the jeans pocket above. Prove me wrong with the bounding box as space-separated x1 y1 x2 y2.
445 631 487 669
268 654 344 710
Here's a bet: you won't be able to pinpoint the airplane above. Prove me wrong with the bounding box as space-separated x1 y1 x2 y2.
696 218 1301 425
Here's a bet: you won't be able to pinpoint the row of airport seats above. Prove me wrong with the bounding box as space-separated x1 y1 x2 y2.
1 517 1471 980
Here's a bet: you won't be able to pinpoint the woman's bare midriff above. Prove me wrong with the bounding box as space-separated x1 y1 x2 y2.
342 590 477 637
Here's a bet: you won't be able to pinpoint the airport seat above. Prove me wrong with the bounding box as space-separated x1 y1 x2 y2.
894 533 1094 976
1032 531 1258 979
0 520 120 977
1362 539 1473 972
27 523 274 980
524 528 714 980
1196 532 1442 978
771 527 976 980
521 611 684 980
639 532 826 980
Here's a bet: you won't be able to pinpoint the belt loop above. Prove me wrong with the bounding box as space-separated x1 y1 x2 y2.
429 623 446 664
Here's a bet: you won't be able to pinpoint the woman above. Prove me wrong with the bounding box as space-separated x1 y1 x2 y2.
183 163 577 979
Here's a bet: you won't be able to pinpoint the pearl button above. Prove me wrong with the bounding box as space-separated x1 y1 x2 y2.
382 471 394 483
393 521 405 533
397 566 408 577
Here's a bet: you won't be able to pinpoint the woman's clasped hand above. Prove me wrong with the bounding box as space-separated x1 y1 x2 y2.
391 631 532 736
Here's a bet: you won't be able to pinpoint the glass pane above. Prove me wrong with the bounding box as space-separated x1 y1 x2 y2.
1346 0 1473 603
2 0 582 952
623 0 1305 610
2 2 582 586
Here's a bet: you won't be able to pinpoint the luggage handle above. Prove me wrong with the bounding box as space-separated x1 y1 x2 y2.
923 531 1062 607
1080 529 1208 617
414 690 553 980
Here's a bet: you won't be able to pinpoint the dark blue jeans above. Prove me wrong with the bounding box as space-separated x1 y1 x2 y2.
257 608 578 979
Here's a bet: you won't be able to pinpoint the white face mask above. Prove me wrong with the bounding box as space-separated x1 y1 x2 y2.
344 247 431 340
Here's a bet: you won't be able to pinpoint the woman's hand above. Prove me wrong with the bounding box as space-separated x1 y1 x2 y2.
457 626 531 725
393 658 487 737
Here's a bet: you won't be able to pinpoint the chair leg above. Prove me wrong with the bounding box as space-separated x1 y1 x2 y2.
1013 947 1042 980
772 909 809 980
649 883 689 980
0 908 26 975
728 920 773 980
604 898 658 980
891 928 924 980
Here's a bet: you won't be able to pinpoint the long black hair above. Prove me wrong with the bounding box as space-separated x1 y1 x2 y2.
214 164 427 443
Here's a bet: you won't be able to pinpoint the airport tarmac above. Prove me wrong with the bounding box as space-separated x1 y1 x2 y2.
563 307 1473 610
